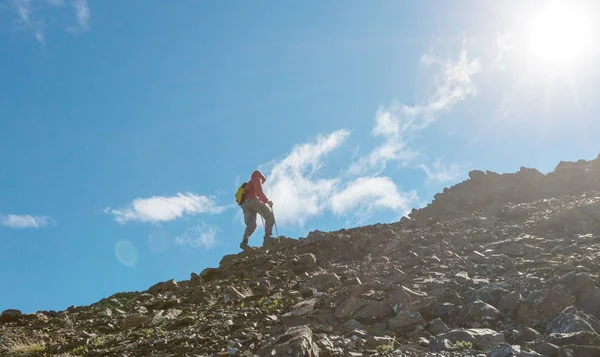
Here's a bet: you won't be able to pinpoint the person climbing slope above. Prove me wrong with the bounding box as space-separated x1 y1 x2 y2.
235 170 275 250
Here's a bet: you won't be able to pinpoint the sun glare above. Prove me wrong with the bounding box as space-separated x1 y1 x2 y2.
526 2 593 67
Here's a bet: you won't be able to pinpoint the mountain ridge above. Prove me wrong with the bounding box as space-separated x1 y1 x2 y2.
3 154 600 356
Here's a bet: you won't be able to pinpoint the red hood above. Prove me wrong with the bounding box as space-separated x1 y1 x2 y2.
251 170 265 184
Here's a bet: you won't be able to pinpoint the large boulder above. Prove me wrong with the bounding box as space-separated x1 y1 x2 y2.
284 253 318 274
0 309 22 323
459 300 501 327
257 325 320 357
388 308 426 333
429 328 505 352
576 285 600 318
517 286 575 323
546 331 600 347
306 273 341 291
546 307 600 335
334 297 395 324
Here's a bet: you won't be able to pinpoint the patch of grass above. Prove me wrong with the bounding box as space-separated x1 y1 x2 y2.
376 335 397 354
267 299 280 310
142 328 152 339
70 345 87 356
452 340 473 351
93 335 109 348
8 341 46 356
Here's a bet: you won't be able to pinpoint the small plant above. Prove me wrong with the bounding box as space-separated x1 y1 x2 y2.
8 341 46 356
267 299 280 310
240 301 245 309
70 345 87 356
376 335 397 354
93 335 109 347
452 340 473 351
142 328 152 339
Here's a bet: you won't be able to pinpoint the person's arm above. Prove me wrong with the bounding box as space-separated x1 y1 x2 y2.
251 176 269 203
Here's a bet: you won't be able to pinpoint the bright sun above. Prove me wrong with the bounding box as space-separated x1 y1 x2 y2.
526 2 594 67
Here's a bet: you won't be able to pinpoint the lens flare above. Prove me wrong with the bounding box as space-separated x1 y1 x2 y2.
115 240 138 267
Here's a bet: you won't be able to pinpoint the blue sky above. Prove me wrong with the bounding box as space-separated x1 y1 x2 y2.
1 0 599 313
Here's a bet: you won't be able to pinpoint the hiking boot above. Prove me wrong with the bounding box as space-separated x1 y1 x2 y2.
240 241 253 251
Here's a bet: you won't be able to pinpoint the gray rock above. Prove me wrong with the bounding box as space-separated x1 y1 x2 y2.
517 327 542 344
123 315 152 329
498 291 521 316
469 286 510 306
547 306 600 335
576 285 600 317
487 343 521 357
527 341 560 357
335 297 395 324
428 318 449 335
257 325 320 357
517 286 575 323
285 253 318 274
546 331 600 347
429 328 505 352
306 273 341 291
464 300 501 326
388 308 425 333
558 345 600 357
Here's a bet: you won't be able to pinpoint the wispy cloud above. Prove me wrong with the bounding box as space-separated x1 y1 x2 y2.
418 158 462 183
259 130 417 227
330 177 418 217
174 223 218 249
258 43 481 227
262 130 349 226
351 41 482 174
1 214 54 228
8 0 90 43
69 0 89 33
106 193 225 224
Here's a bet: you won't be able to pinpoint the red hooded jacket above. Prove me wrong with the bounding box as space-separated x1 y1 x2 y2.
245 170 269 204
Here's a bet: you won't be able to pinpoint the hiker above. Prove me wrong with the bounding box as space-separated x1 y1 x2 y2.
236 170 275 249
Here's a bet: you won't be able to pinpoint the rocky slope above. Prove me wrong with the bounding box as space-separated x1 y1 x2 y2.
3 155 600 357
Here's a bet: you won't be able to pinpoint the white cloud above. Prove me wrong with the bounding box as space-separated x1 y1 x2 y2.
8 0 89 43
258 44 479 227
419 158 462 183
106 193 225 224
352 41 482 174
259 130 418 227
330 177 418 217
174 224 218 249
70 0 89 32
1 214 53 228
262 130 349 227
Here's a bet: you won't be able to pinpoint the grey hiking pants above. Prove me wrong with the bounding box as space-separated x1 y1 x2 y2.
242 198 275 243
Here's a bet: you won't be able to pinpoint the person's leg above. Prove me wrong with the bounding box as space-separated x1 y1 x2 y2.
244 199 275 238
241 201 257 245
256 202 275 238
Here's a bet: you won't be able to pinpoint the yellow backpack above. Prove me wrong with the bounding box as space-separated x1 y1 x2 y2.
235 182 247 206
